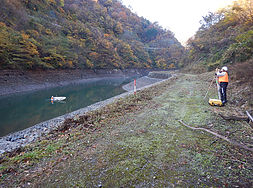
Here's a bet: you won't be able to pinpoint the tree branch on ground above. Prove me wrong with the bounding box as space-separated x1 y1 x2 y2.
178 120 253 152
218 113 248 121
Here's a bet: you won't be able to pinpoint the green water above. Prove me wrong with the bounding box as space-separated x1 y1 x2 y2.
0 77 131 137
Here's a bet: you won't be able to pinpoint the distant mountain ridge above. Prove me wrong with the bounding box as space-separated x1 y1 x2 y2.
0 0 184 70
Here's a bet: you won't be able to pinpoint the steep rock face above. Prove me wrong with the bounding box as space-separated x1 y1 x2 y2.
0 0 184 70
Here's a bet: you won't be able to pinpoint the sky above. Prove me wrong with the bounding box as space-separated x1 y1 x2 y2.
121 0 235 45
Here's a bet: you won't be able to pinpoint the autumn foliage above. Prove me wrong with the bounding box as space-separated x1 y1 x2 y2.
185 0 253 71
0 0 184 70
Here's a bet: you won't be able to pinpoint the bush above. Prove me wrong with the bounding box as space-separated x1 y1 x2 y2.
207 61 221 71
221 30 253 63
230 59 253 86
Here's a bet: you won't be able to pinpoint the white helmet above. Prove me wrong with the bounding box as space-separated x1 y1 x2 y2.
221 66 228 71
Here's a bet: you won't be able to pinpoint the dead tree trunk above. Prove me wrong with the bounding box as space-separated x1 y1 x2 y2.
218 113 248 121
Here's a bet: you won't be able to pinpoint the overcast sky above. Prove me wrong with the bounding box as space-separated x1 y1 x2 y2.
121 0 235 45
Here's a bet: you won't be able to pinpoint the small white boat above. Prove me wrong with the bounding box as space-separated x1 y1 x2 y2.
51 96 66 101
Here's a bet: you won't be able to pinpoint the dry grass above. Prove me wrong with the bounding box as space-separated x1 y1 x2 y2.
230 59 253 86
229 59 253 108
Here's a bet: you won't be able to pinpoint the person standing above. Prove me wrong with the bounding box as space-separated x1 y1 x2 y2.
215 66 229 105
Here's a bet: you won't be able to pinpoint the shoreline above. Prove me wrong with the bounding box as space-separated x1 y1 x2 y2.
0 69 153 96
0 73 173 155
123 76 165 91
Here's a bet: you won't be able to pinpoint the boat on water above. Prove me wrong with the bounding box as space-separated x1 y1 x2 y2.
51 96 66 101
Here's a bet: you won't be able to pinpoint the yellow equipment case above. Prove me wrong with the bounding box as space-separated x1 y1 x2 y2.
209 99 223 106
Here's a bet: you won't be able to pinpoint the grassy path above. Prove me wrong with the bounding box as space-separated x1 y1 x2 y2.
1 73 252 187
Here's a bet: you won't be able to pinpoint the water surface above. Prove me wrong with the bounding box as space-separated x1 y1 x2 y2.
0 77 131 137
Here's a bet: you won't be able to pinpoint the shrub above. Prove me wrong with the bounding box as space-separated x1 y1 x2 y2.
230 59 253 86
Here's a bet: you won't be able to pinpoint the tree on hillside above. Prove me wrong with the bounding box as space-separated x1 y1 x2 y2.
186 0 253 71
0 0 183 70
222 0 253 26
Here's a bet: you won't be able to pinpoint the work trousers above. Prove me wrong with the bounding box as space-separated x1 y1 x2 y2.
219 82 228 104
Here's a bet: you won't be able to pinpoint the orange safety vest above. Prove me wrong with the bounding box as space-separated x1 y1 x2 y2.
218 72 228 83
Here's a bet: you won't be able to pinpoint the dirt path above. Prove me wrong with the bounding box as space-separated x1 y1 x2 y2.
1 73 252 187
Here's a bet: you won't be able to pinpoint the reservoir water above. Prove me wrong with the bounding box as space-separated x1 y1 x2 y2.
0 77 132 137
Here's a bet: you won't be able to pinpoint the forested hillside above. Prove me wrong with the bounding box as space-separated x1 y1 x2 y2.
185 0 253 72
183 0 253 107
0 0 184 70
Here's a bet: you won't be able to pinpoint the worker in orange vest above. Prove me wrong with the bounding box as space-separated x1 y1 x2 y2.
215 66 229 105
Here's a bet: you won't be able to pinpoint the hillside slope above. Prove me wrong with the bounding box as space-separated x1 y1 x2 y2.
0 0 184 70
182 0 252 107
184 0 253 72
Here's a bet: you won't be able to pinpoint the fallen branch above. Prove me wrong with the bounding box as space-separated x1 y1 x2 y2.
218 113 248 121
178 120 253 152
246 111 253 123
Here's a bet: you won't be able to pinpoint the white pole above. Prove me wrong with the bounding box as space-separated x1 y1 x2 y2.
216 78 221 100
134 79 136 94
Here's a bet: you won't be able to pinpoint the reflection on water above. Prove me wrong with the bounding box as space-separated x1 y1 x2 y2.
0 77 131 137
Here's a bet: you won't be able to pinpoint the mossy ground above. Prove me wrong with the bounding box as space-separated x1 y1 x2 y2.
0 73 252 187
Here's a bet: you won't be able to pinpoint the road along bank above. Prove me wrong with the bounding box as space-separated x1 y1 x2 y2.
0 72 252 187
0 73 172 154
